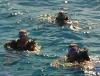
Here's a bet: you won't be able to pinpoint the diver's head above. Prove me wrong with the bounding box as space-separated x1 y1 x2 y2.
69 43 79 51
19 29 28 39
58 11 64 15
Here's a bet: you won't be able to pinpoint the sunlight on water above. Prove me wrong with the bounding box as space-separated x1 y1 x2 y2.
0 0 100 76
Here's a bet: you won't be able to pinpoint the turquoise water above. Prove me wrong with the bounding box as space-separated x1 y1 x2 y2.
0 0 100 76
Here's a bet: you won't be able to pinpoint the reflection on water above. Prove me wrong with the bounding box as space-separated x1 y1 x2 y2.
0 0 100 76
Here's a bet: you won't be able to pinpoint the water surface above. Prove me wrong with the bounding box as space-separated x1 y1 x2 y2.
0 0 100 76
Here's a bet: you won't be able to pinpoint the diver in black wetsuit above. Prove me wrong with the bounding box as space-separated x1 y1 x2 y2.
4 29 36 51
67 43 90 63
55 11 69 26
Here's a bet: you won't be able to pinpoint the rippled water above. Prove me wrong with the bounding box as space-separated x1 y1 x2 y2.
0 0 100 76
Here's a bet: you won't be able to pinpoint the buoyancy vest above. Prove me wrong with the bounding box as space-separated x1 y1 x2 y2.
78 50 90 62
56 15 68 26
16 39 36 51
67 48 90 62
5 39 36 51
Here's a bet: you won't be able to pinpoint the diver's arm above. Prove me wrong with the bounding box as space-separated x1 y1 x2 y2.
64 16 69 21
34 43 41 51
4 41 13 50
27 39 41 51
4 40 16 50
29 43 40 51
4 42 11 49
29 44 35 51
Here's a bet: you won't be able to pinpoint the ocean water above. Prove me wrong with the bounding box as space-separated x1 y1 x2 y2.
0 0 100 76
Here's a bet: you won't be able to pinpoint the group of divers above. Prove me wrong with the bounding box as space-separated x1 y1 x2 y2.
4 11 99 72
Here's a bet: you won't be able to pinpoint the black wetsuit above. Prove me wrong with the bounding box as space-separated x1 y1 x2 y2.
67 48 90 63
56 14 68 26
4 39 36 51
78 50 90 62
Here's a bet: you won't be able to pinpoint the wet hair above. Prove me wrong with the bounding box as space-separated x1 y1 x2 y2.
69 43 78 48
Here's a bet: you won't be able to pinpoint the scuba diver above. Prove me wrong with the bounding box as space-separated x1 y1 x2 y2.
55 11 69 26
4 29 39 51
67 43 90 63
